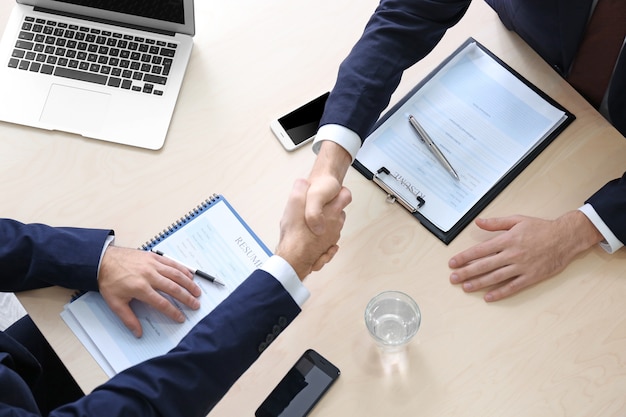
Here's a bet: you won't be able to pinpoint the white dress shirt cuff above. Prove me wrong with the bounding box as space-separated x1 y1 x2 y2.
96 235 115 280
312 124 362 162
578 203 624 254
260 255 310 308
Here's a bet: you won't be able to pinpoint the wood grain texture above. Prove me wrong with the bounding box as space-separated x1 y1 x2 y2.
2 0 626 416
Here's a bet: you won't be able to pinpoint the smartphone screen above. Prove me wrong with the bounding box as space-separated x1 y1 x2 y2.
255 349 340 417
272 92 329 149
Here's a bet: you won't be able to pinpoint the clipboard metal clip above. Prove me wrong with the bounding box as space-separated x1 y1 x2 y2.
373 167 425 213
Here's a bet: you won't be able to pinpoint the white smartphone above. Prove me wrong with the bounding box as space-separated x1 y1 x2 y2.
270 92 330 151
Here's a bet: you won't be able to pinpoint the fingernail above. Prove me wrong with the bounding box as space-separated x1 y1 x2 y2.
485 293 494 302
449 258 457 268
191 299 200 309
450 273 459 283
463 282 473 291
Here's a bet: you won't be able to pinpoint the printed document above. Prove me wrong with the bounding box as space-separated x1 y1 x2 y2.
62 198 270 376
356 42 568 232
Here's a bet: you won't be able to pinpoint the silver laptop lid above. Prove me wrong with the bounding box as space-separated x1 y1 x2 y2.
16 0 195 36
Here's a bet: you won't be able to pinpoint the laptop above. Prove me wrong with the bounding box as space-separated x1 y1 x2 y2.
0 0 195 150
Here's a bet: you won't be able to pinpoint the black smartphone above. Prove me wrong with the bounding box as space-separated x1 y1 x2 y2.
270 92 330 151
255 349 340 417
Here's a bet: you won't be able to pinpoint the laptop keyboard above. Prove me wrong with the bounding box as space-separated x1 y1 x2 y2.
7 16 178 96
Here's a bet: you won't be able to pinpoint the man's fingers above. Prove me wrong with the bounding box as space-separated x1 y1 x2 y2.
285 179 309 220
315 186 350 237
484 276 534 302
154 275 201 310
108 302 143 338
457 262 520 291
152 256 202 299
290 178 310 205
328 186 352 212
137 290 186 325
475 215 524 232
304 202 326 235
304 177 342 235
311 245 340 272
449 237 503 269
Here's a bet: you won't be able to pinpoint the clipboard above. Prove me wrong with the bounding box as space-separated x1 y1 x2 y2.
352 38 575 244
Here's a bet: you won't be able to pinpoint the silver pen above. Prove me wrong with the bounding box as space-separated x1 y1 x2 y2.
408 114 460 181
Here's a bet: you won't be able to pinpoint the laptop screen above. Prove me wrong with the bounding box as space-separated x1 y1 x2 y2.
54 0 185 24
18 0 195 35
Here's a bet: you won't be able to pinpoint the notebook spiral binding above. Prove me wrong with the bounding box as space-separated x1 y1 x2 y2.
70 194 221 303
140 193 220 251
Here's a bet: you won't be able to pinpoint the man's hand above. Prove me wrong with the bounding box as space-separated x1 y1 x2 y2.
277 178 352 280
448 211 604 302
305 141 352 235
98 246 202 337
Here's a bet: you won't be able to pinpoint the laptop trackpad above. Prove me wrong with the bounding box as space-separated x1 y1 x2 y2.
40 84 111 133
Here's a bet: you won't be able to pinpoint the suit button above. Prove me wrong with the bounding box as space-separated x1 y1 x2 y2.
278 316 287 327
272 324 281 335
266 333 275 344
258 342 267 353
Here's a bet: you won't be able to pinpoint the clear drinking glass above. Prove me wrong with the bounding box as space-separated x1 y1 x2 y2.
364 291 421 351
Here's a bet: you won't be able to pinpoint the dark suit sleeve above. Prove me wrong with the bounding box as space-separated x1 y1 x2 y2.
320 0 472 140
49 269 301 417
0 219 112 292
585 172 626 245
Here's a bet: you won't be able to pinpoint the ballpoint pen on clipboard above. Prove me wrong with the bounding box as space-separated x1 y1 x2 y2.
408 114 460 181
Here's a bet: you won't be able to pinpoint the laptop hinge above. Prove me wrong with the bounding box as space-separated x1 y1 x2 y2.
33 7 176 37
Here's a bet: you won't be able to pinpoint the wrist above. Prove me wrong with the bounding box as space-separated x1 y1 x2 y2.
274 247 309 281
310 141 351 183
557 210 604 253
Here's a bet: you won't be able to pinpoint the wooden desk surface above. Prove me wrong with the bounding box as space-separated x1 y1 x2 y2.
4 0 626 416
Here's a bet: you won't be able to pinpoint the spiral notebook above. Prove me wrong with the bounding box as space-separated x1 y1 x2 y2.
61 194 272 376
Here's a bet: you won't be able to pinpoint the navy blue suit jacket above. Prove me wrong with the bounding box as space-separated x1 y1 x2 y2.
320 0 626 243
0 219 300 416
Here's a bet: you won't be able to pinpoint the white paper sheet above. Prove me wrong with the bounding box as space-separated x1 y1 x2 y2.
357 42 567 232
63 198 270 375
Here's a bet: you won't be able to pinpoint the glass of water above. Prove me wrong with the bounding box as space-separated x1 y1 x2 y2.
364 291 421 351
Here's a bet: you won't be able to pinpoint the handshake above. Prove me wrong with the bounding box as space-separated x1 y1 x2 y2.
275 178 352 280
